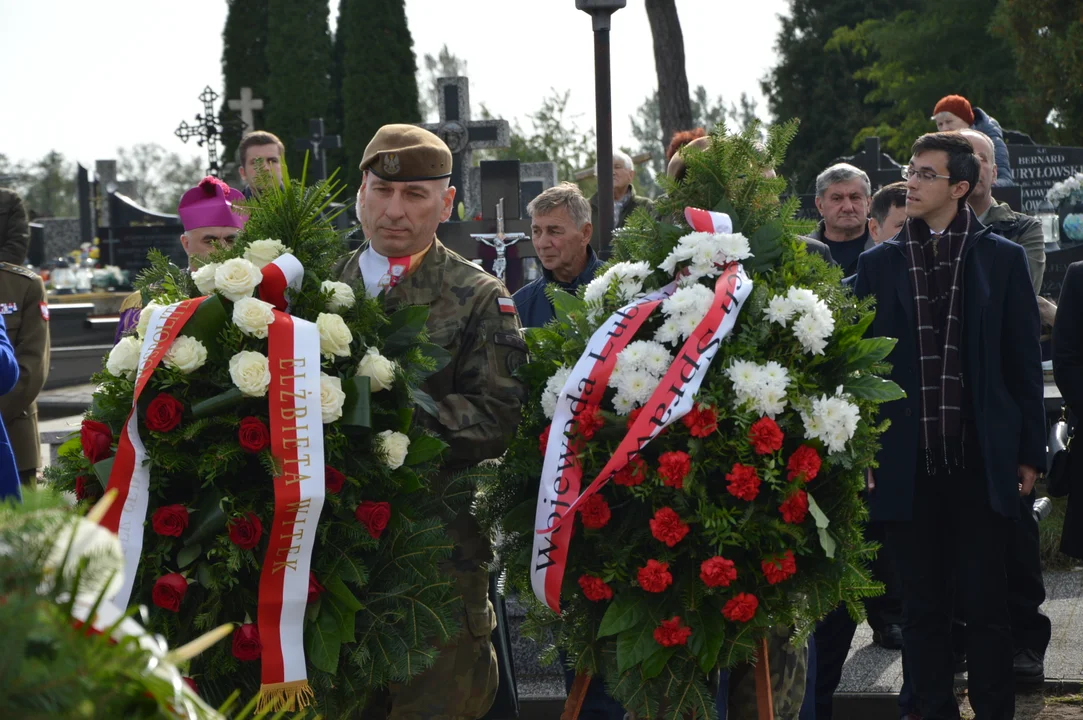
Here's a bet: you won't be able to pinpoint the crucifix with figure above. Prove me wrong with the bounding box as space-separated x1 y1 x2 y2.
294 118 342 182
420 77 510 216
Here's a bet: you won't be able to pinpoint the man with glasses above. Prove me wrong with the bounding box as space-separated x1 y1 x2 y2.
854 132 1045 720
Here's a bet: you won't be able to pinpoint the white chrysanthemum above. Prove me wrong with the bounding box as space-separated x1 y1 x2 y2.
677 312 702 338
793 314 830 355
541 365 573 419
716 233 752 262
765 295 795 326
761 360 790 390
655 319 682 346
322 280 356 313
163 336 208 374
192 263 219 295
621 368 657 405
106 336 141 379
755 387 789 418
243 238 286 268
786 287 820 314
802 391 860 453
611 393 635 416
641 343 672 375
618 341 648 370
726 360 763 396
660 230 752 277
232 297 275 339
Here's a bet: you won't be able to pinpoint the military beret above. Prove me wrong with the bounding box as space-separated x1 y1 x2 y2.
360 124 453 182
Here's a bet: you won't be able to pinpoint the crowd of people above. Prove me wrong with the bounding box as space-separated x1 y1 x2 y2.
0 91 1079 720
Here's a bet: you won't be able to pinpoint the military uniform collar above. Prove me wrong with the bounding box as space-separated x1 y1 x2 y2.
384 236 446 305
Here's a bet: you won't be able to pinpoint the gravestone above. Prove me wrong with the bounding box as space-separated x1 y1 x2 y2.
470 161 558 218
294 117 341 182
98 193 185 277
228 86 264 132
1008 145 1083 214
1041 242 1083 301
420 77 511 216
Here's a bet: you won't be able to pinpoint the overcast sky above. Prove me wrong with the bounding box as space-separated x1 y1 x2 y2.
0 0 789 170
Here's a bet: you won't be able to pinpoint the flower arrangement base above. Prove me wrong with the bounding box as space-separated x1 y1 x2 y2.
562 673 592 720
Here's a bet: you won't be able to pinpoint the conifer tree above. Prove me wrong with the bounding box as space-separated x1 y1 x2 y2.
335 0 421 191
220 0 270 166
265 0 333 177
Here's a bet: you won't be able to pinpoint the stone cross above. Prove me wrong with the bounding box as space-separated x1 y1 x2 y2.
294 118 342 182
175 86 242 176
227 86 264 131
419 77 510 214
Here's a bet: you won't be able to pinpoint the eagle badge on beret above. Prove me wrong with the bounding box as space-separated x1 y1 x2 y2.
381 153 401 176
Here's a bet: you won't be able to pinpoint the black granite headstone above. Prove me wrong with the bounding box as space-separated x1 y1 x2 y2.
1041 243 1083 301
99 193 186 276
1008 145 1083 214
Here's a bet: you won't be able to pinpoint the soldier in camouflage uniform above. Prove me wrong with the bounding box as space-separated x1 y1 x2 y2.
725 626 808 719
334 124 527 720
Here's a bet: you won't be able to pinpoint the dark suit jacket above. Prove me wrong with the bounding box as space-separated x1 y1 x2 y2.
1053 261 1083 556
853 221 1045 522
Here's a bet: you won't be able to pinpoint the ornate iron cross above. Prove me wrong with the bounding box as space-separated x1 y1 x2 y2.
175 86 242 177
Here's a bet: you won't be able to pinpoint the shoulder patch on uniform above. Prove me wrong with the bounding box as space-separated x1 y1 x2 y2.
39 302 49 321
494 330 528 374
494 330 527 351
0 262 38 280
496 297 517 315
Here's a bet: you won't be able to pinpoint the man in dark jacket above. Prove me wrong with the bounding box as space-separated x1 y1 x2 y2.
514 183 603 329
854 132 1045 720
806 163 876 276
589 150 653 249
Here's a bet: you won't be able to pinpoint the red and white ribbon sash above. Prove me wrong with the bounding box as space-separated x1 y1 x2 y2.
531 264 752 611
257 310 325 709
259 253 304 312
101 298 206 609
530 281 678 611
684 207 733 234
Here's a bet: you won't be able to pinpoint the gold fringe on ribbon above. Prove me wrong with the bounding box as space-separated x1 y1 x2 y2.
258 680 315 713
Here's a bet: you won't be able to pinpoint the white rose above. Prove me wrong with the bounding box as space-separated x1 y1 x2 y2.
356 347 396 391
135 301 165 339
243 238 286 268
232 296 275 339
229 350 271 397
192 262 219 295
322 280 356 313
163 336 208 374
106 336 141 378
377 429 410 470
320 373 346 424
316 312 353 358
214 258 263 302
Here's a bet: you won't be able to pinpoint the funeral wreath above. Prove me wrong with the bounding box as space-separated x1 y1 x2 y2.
48 171 469 716
477 123 904 719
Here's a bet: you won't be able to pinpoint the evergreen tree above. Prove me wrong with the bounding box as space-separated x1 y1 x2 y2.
761 0 914 193
336 0 421 192
265 0 333 179
219 0 270 167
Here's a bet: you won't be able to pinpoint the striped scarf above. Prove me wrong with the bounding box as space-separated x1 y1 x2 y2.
901 207 972 472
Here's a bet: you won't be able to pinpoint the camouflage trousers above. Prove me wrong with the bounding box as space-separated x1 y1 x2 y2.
726 625 808 720
367 566 499 720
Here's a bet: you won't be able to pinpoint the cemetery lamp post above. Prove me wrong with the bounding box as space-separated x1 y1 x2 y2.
576 0 626 255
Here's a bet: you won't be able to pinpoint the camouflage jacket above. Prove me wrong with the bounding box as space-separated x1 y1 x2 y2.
335 237 527 470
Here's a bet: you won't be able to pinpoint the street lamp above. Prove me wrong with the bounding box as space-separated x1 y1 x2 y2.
576 0 626 257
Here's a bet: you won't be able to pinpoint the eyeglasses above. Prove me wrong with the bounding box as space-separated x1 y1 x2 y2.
902 167 951 183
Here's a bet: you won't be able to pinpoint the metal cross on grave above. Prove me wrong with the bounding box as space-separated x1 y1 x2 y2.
175 86 243 177
419 77 510 215
227 86 264 132
294 118 342 182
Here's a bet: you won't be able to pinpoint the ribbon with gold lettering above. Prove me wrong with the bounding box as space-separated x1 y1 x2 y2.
257 309 325 711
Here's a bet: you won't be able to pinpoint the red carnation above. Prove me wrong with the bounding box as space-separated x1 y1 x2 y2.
579 493 611 530
232 622 262 661
356 500 392 539
725 463 761 501
700 556 738 588
779 490 809 524
182 677 198 695
80 419 112 464
627 406 644 428
762 550 797 585
74 475 99 502
682 404 718 438
723 593 759 623
637 559 673 593
649 507 690 547
238 417 270 453
145 393 184 433
151 504 189 537
575 405 604 440
786 445 822 483
325 465 346 494
654 616 693 647
151 572 188 612
539 424 552 454
658 451 692 489
228 512 263 550
748 416 784 455
578 574 613 602
308 572 325 604
613 455 647 487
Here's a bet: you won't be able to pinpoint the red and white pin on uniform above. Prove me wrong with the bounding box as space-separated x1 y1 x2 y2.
39 302 49 321
497 297 517 315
